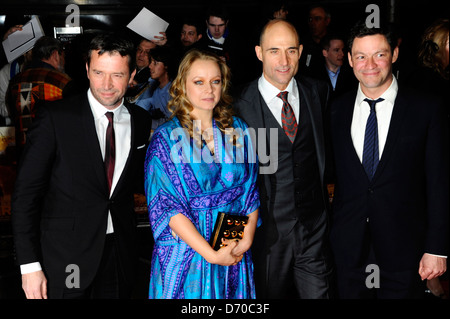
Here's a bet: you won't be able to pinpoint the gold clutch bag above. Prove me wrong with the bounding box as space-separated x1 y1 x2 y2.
210 212 248 251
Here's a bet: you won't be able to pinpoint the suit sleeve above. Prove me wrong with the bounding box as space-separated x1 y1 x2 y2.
11 105 57 265
424 98 449 256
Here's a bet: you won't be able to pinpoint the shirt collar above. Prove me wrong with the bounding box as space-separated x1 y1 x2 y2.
326 65 341 77
258 74 299 104
356 74 398 107
87 89 126 121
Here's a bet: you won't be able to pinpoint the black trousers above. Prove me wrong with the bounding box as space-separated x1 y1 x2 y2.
252 211 335 299
335 244 425 299
51 234 131 299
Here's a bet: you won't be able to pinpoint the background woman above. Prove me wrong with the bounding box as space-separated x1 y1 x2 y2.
135 45 176 131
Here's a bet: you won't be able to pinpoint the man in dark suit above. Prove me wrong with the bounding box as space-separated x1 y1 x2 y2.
11 34 152 299
330 22 448 298
234 19 334 299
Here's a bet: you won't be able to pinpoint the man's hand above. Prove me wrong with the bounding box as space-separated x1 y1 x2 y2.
418 253 447 281
22 270 48 299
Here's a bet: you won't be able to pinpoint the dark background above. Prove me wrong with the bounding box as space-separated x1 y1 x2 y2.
1 0 448 85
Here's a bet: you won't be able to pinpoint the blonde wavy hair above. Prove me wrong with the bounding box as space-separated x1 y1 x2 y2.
168 49 235 140
418 19 449 80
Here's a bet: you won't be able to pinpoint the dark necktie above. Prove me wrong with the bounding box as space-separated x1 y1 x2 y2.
277 91 298 143
362 98 384 180
104 112 115 191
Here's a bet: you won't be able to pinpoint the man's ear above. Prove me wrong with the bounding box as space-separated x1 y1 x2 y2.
47 50 60 69
348 52 353 68
255 45 263 62
298 44 303 59
392 46 399 64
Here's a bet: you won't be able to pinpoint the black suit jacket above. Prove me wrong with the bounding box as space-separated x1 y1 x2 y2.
314 64 358 101
330 85 449 271
11 93 152 294
234 75 329 235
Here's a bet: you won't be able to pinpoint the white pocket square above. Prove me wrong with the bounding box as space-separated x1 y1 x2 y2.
137 144 146 149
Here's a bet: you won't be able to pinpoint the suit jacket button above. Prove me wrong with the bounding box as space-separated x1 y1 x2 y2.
366 217 369 222
368 188 374 194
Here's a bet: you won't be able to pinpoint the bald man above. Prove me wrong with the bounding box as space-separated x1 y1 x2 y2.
234 19 334 299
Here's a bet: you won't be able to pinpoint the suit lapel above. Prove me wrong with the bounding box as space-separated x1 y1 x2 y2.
338 91 367 178
80 95 109 194
111 103 134 197
372 87 408 182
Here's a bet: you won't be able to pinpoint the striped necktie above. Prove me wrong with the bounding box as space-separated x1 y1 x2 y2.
277 91 298 143
362 98 384 180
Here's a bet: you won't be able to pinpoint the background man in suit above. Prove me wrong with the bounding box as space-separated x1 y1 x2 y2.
330 22 448 298
317 34 357 101
11 33 152 299
234 19 334 299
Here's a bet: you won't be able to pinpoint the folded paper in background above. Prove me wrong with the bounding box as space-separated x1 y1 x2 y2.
2 16 45 63
126 7 169 41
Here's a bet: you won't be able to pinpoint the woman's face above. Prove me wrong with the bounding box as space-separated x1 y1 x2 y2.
185 59 222 116
149 58 167 81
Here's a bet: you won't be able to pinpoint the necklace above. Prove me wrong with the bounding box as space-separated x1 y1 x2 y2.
212 119 220 162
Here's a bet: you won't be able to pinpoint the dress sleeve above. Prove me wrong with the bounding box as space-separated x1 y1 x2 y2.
234 116 260 219
144 128 192 242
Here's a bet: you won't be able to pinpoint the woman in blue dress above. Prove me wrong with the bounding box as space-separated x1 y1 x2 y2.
144 49 260 299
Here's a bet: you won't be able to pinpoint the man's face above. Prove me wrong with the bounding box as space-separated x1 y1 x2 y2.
308 7 330 38
255 21 302 91
348 34 398 97
136 40 155 69
87 50 135 110
323 39 345 69
181 24 202 47
207 16 227 39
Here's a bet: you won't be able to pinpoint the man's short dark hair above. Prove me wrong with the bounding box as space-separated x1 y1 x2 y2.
320 34 345 50
32 36 64 61
205 4 229 22
182 18 203 36
348 21 397 54
87 33 136 73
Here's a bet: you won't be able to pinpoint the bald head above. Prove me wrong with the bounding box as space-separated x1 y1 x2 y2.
259 19 300 47
256 19 303 91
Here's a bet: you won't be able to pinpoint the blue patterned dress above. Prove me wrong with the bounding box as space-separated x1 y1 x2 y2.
144 116 260 299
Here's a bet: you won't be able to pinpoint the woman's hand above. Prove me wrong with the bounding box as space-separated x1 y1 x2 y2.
231 209 259 258
169 214 242 267
210 239 243 266
230 237 252 258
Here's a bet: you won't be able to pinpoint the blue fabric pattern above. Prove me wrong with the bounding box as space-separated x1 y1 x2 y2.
144 115 260 299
